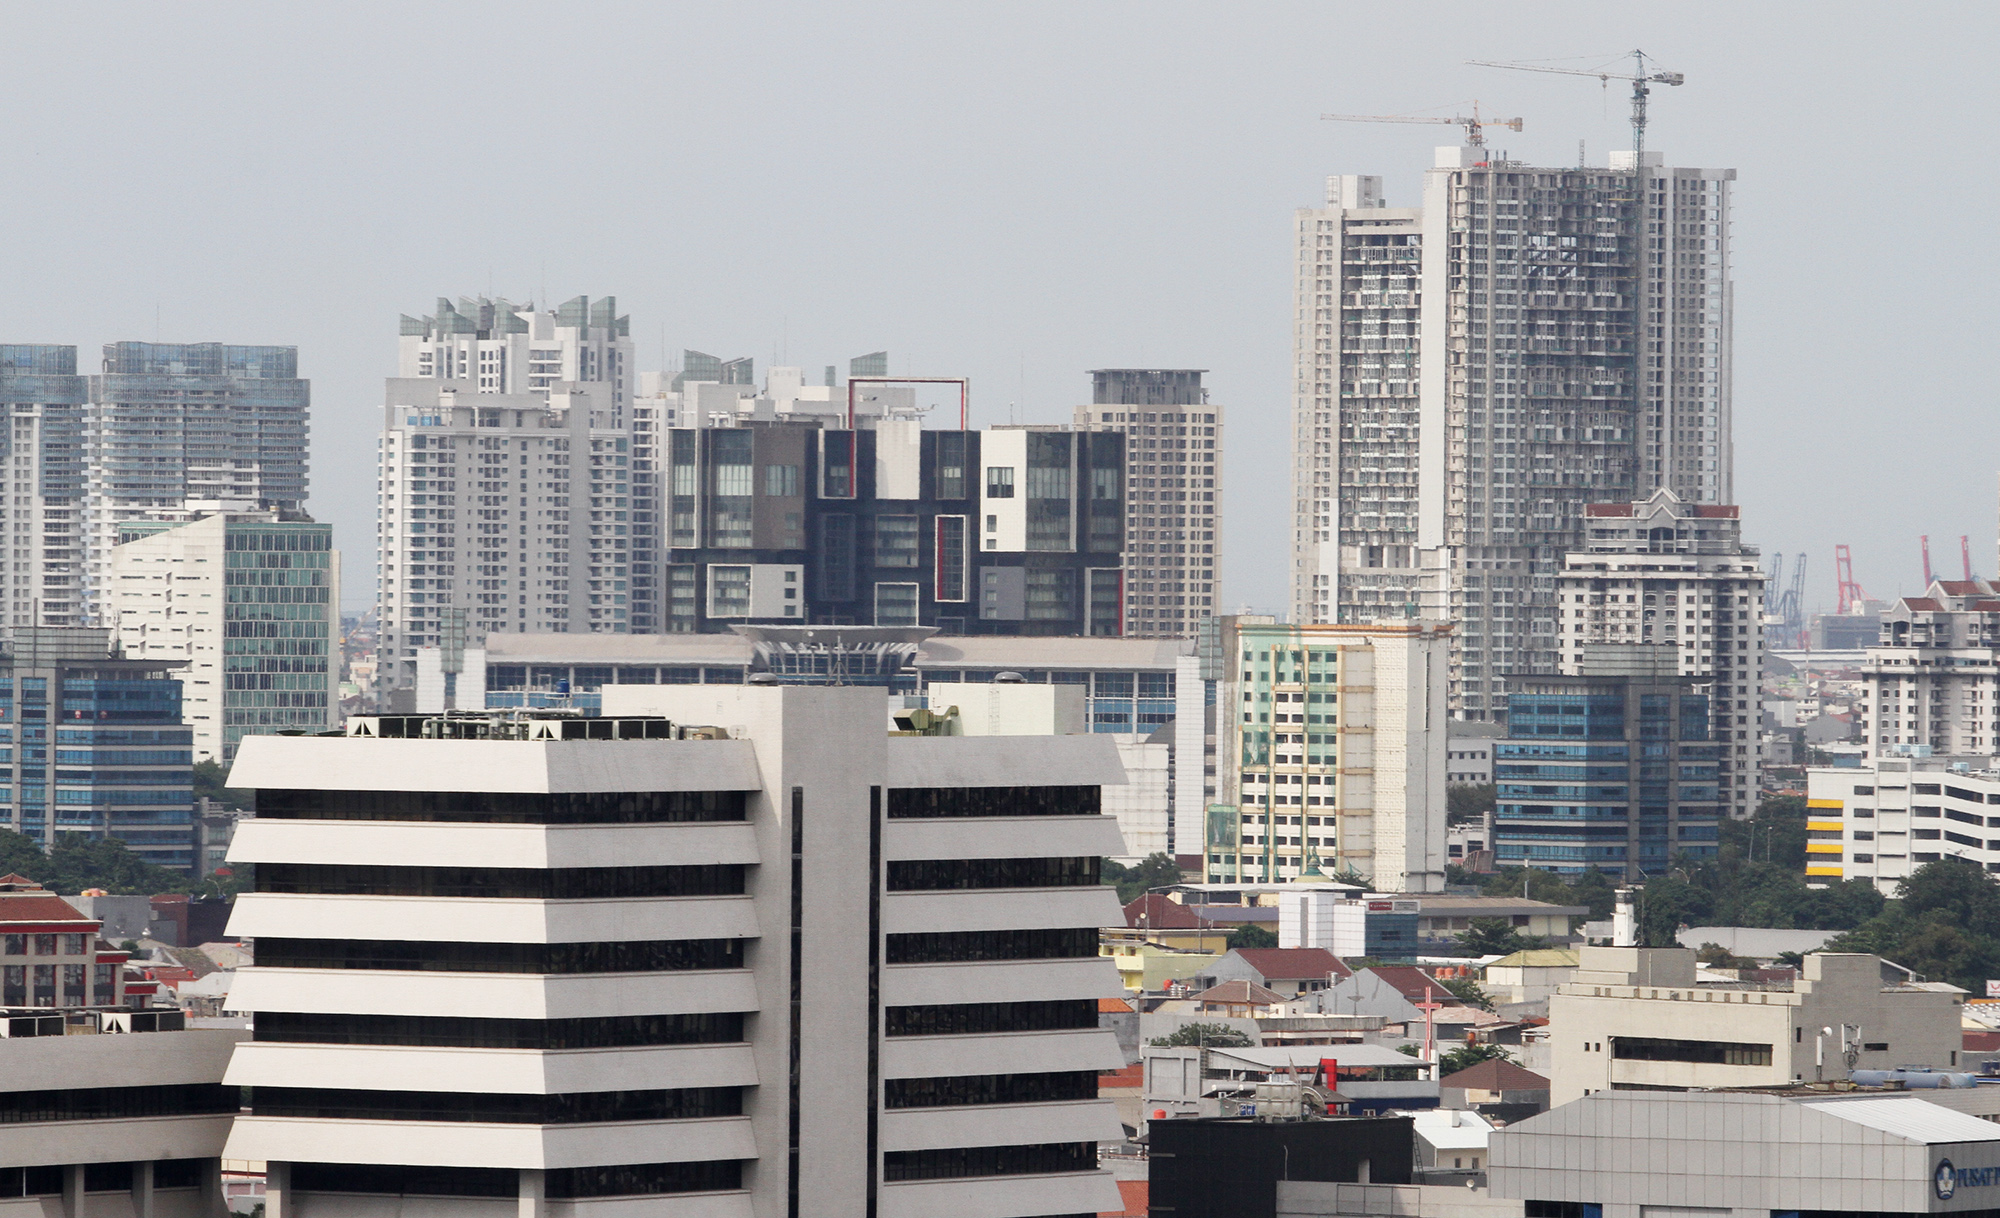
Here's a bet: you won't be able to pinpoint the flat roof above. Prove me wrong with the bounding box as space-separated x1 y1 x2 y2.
478 632 1190 672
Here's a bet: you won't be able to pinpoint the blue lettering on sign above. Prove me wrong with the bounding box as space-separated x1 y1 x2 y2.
1937 1159 2000 1200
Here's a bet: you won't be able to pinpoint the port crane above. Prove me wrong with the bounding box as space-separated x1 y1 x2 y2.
1321 104 1522 148
1468 50 1683 159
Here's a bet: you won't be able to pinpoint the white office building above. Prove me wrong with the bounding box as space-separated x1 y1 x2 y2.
1805 757 2000 894
1292 149 1736 719
221 688 1127 1217
1857 579 2000 759
1071 369 1222 639
1558 488 1764 818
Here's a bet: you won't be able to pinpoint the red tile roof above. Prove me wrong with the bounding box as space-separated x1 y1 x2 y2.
1903 598 1943 611
0 892 97 927
1124 893 1204 930
1098 1062 1145 1089
1939 581 1983 596
1437 1058 1550 1091
1099 997 1134 1014
1965 1029 2000 1054
1231 947 1352 981
1102 1180 1149 1217
1584 504 1633 517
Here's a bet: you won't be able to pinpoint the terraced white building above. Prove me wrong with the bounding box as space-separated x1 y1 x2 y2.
221 687 1127 1217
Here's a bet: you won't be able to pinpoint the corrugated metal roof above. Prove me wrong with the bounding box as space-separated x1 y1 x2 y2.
1800 1096 2000 1145
1209 1043 1424 1070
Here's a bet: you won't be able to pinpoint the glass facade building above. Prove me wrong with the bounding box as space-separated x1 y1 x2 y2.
1494 665 1719 878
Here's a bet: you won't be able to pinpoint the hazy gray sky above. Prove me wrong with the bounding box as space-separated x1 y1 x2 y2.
3 3 1993 615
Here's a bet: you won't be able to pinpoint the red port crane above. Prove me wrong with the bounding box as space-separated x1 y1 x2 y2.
1835 545 1869 614
1965 535 1975 582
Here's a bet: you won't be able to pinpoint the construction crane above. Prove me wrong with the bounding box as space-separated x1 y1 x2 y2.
1835 545 1870 615
1321 104 1522 148
1788 553 1809 648
1468 50 1683 159
1964 535 1975 582
1922 535 1935 588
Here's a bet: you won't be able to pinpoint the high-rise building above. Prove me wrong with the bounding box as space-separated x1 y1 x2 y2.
84 343 310 623
399 296 632 415
222 690 1127 1217
1492 645 1721 878
0 628 195 869
375 381 630 697
1292 148 1736 720
110 509 339 763
1204 616 1450 890
1852 579 2000 760
1072 369 1222 639
0 346 87 627
1556 489 1762 819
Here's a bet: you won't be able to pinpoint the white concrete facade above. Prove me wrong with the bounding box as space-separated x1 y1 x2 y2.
1806 758 2000 893
222 691 1127 1217
1548 947 1964 1105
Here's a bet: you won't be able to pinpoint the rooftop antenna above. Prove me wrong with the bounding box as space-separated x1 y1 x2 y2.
1469 50 1683 159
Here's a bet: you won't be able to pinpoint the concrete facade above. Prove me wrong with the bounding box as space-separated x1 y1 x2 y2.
1549 948 1964 1105
1806 757 2000 893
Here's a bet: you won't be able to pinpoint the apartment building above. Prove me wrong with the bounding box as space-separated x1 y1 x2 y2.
0 628 195 869
1071 368 1222 638
0 1012 241 1216
1292 148 1736 722
1547 946 1962 1104
0 873 135 1007
111 508 338 763
84 343 310 622
1494 646 1721 878
1558 489 1763 818
1204 617 1450 891
1804 758 2000 894
1857 579 2000 758
221 691 1126 1216
399 296 631 415
375 380 632 695
0 345 87 627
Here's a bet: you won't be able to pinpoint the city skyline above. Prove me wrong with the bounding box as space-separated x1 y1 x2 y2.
0 6 1991 619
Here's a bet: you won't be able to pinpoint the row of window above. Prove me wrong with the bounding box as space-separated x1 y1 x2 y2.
887 785 1100 819
886 928 1098 965
883 1141 1095 1181
885 999 1098 1037
289 1160 742 1200
0 1161 206 1198
253 1011 743 1050
886 857 1098 891
256 938 743 974
0 1084 237 1126
254 789 747 824
252 1086 740 1124
885 1071 1097 1109
0 933 89 957
258 863 745 900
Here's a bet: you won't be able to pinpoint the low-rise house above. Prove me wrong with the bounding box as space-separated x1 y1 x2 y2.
0 875 136 1009
1193 947 1351 999
1436 1058 1551 1123
1409 1108 1495 1171
1410 895 1588 949
1195 979 1287 1019
1481 948 1580 1005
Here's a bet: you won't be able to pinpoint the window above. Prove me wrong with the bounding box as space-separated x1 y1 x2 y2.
886 786 1100 819
935 432 968 499
885 1071 1096 1108
256 938 744 974
763 464 800 497
886 928 1097 964
254 1011 743 1050
873 516 920 568
874 583 919 627
887 857 1099 891
258 863 744 900
935 516 968 602
708 566 751 618
986 467 1015 498
884 1142 1093 1181
1610 1036 1770 1066
252 1086 739 1124
885 999 1096 1037
254 789 746 824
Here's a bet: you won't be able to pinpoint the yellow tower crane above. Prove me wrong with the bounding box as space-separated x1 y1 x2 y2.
1320 104 1522 148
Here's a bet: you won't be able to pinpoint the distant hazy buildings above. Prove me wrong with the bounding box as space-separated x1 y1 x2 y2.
1072 369 1222 639
112 508 338 763
1293 147 1736 720
0 345 87 626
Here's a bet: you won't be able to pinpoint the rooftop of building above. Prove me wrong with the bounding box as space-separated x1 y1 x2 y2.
477 629 1191 672
1486 948 1580 969
0 876 99 928
1228 947 1353 981
1438 1059 1550 1092
1194 979 1286 1007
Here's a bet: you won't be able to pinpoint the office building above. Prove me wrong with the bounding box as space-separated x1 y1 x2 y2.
85 343 310 622
0 346 87 628
1558 489 1763 818
1071 369 1222 638
1493 646 1719 877
222 691 1127 1217
1548 945 1962 1104
110 508 339 763
1445 721 1502 785
0 628 194 869
398 296 632 415
1855 578 2000 758
0 1007 241 1216
1804 756 2000 894
1292 149 1736 720
1205 617 1451 891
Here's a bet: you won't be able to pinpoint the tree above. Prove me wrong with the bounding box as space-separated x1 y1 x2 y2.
1148 1022 1254 1048
1102 853 1183 904
1437 1042 1513 1075
1693 941 1757 971
191 760 252 812
1440 974 1494 1011
1456 918 1548 957
1447 784 1496 827
1227 924 1277 950
0 828 215 896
